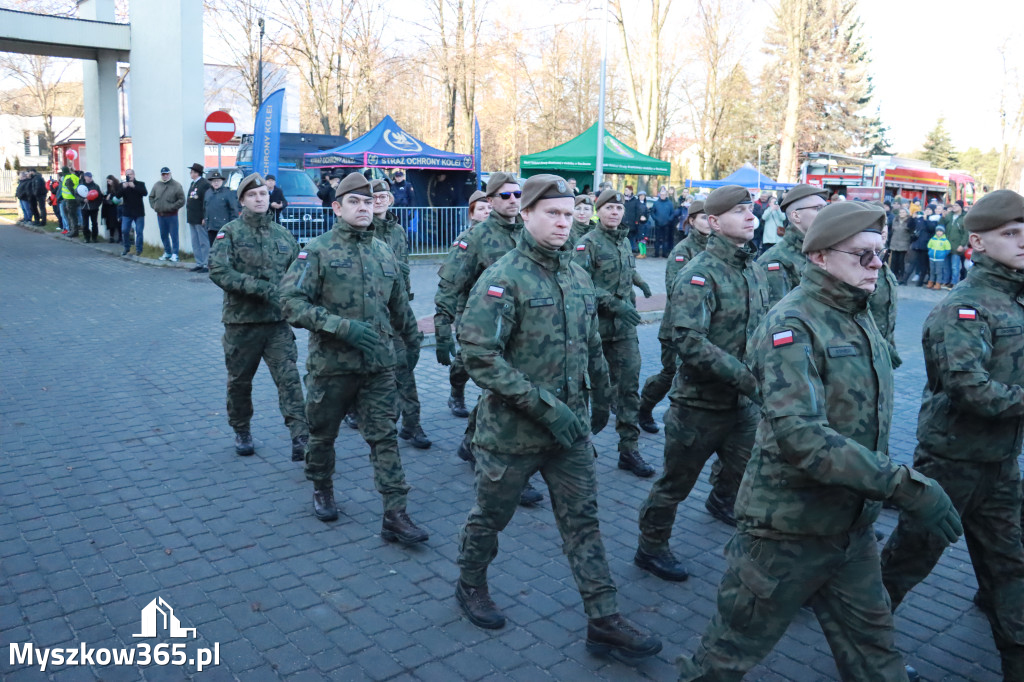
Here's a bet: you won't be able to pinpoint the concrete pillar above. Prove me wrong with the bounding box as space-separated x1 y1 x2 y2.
128 0 204 252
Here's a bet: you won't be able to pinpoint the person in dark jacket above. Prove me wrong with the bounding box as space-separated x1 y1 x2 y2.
903 211 934 286
202 170 240 245
265 174 288 222
15 172 32 223
79 171 103 242
47 176 63 230
102 175 122 243
117 169 148 256
650 187 677 258
29 170 47 225
317 172 338 207
186 163 212 272
391 169 415 207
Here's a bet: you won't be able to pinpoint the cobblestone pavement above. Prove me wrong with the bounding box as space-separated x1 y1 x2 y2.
1 224 1013 681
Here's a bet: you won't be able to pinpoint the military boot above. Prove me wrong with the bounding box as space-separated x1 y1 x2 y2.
344 411 359 429
398 423 432 449
519 481 543 507
448 389 469 418
634 547 689 581
381 509 428 544
637 406 659 434
291 435 308 462
234 430 255 456
618 449 655 478
704 490 737 526
457 436 476 464
585 614 662 659
905 665 920 681
312 485 338 522
456 580 505 629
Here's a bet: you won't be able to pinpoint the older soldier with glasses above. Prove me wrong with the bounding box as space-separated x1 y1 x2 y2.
677 201 961 682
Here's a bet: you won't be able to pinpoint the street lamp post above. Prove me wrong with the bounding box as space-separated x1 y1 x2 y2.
257 17 265 109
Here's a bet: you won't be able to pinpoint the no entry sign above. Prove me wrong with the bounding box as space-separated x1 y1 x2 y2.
204 111 236 144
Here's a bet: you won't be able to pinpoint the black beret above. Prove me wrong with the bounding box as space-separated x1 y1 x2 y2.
803 201 885 253
964 190 1024 233
781 184 829 212
520 174 574 211
236 172 266 201
335 173 373 198
594 188 625 210
486 172 519 197
704 185 752 216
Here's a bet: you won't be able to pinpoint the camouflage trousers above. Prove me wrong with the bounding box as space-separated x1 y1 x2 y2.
304 370 411 512
222 321 308 439
449 348 470 393
678 528 908 682
638 402 756 554
602 333 641 453
639 340 677 411
458 440 619 619
392 337 421 428
881 450 1024 680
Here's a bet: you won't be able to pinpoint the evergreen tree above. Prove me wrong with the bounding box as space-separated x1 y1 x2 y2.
921 117 959 168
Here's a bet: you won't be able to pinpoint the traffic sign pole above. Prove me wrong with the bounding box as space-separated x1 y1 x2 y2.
204 111 236 175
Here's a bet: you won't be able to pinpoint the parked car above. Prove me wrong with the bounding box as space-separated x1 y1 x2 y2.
226 167 327 243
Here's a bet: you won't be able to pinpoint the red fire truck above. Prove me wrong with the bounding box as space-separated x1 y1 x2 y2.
800 152 977 205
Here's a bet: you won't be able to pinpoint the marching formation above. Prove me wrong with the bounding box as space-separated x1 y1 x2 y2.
206 169 1024 680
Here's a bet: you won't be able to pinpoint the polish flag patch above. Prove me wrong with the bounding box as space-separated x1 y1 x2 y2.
772 330 795 347
767 262 781 271
675 256 686 262
487 285 505 298
690 276 706 286
958 308 977 320
452 240 459 247
298 251 307 260
458 240 469 250
576 244 587 251
215 232 226 239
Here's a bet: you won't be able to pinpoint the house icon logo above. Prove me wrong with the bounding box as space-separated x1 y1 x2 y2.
132 597 197 639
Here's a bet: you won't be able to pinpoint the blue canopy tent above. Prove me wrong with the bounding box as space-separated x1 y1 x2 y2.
685 163 796 192
303 115 474 171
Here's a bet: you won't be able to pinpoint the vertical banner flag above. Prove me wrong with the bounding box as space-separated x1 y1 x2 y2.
253 88 285 178
474 115 482 191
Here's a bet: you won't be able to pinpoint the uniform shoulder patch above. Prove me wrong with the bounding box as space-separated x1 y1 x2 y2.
958 308 977 320
772 329 795 347
487 285 505 298
298 251 308 260
689 275 706 286
459 240 469 250
675 255 686 262
215 232 226 239
576 244 587 251
766 262 781 271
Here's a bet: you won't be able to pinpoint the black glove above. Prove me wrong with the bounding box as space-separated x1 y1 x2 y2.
339 320 378 356
889 466 963 544
435 323 454 366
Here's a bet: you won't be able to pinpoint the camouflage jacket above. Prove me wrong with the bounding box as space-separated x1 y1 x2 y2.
868 262 902 368
567 219 593 251
916 253 1024 462
434 212 522 329
669 232 769 409
373 211 411 294
736 263 897 538
758 226 806 307
460 229 610 454
279 219 420 376
657 229 710 343
209 209 299 324
574 223 649 341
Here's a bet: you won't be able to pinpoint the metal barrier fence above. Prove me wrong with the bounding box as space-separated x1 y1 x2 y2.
281 206 469 256
0 169 18 196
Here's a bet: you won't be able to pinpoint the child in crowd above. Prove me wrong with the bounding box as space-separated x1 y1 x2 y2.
926 226 951 290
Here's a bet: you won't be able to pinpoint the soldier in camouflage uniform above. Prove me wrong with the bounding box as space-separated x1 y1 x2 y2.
758 183 830 306
279 173 428 545
208 172 309 460
869 222 902 369
677 200 962 682
444 190 491 420
574 188 655 478
881 190 1024 681
568 194 594 250
370 179 430 449
455 174 662 660
434 173 544 506
638 199 708 432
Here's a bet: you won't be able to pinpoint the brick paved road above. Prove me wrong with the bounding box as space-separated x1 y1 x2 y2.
0 224 1011 681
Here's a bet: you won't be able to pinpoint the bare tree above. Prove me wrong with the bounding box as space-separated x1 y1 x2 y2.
0 54 82 153
996 40 1024 189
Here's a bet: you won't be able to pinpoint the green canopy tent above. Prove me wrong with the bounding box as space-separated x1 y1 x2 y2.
519 123 671 190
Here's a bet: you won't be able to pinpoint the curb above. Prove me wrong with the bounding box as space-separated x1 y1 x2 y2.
12 220 197 269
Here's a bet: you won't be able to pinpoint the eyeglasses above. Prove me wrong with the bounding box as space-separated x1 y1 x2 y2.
372 193 390 202
828 247 886 267
496 191 522 200
794 204 825 213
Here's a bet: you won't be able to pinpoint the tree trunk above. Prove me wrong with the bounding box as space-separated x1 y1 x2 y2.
776 0 807 183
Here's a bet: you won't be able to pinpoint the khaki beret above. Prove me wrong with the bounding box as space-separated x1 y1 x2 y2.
803 201 885 253
370 178 391 193
236 172 266 201
486 172 519 197
335 173 372 198
575 194 593 207
595 188 625 210
964 190 1024 233
468 190 487 207
780 183 829 212
704 185 752 216
520 174 574 211
687 200 705 217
